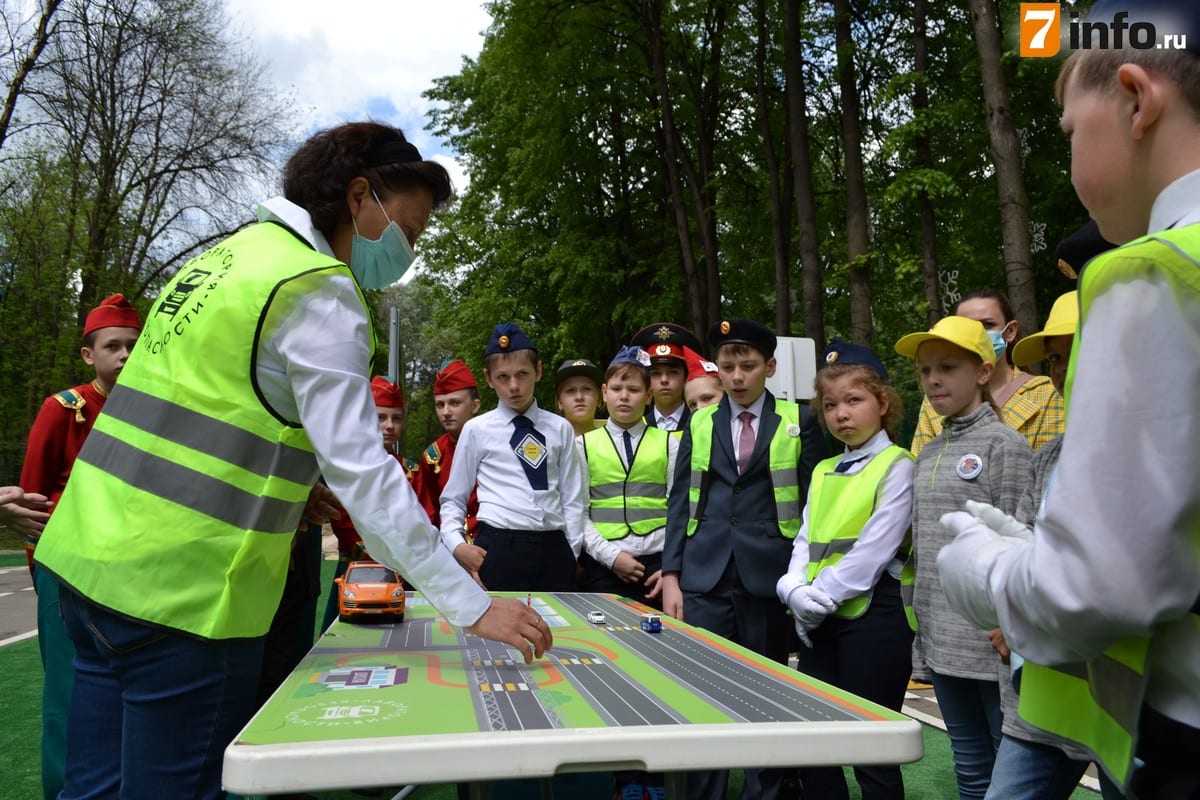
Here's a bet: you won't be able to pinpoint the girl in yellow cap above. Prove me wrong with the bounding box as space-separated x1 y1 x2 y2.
895 316 1033 800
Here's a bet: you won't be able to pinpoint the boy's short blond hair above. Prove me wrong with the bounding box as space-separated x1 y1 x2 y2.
1055 48 1200 115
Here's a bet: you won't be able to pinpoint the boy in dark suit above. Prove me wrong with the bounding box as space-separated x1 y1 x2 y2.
662 318 826 800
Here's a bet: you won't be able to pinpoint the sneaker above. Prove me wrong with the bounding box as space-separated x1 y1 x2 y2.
618 782 645 800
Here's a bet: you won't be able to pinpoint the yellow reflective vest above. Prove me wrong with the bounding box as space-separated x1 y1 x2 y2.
35 221 371 640
685 400 802 538
805 445 916 627
582 426 669 540
1018 225 1200 790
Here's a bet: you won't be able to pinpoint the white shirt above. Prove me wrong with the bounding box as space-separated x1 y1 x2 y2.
575 419 679 568
439 400 587 558
653 404 685 431
728 391 768 448
988 168 1200 727
776 429 915 606
253 197 490 629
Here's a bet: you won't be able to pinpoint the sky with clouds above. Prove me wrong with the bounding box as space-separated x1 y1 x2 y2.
224 0 493 191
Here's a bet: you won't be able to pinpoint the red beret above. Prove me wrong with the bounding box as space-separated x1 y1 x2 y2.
683 347 719 383
434 359 477 394
370 376 404 409
83 294 142 338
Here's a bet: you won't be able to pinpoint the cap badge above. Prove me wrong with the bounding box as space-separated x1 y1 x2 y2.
786 423 801 438
655 344 672 356
956 454 983 481
498 335 510 349
653 326 673 341
825 351 839 365
720 320 731 334
572 359 587 366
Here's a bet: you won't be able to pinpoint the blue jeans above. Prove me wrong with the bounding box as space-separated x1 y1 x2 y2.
930 672 1003 800
58 585 263 800
984 734 1089 800
37 565 73 800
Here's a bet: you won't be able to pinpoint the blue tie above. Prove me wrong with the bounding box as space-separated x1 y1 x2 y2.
622 430 635 468
511 414 549 490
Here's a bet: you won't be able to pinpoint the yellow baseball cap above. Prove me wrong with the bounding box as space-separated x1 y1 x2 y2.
895 315 995 364
1012 292 1079 367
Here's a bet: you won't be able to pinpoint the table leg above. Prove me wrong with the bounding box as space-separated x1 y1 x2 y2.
467 782 492 800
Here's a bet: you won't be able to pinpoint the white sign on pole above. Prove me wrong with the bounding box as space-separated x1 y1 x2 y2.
765 337 818 401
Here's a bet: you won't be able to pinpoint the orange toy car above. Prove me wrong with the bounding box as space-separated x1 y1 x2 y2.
334 561 406 623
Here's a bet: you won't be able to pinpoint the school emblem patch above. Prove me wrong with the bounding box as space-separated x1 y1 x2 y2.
515 434 548 469
956 453 983 480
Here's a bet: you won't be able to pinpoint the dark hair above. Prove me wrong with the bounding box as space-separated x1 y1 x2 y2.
814 364 905 442
282 122 454 241
715 342 772 361
957 288 1015 324
604 362 651 390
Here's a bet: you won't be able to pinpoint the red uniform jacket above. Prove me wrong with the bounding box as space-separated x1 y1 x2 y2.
414 432 479 540
330 451 420 560
19 380 108 571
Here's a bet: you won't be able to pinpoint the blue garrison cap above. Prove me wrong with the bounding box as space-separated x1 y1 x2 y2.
484 322 537 357
822 337 888 382
608 346 651 370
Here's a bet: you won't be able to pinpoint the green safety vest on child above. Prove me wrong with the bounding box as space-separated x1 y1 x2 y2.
685 400 803 538
1017 225 1200 790
35 221 373 640
582 426 670 540
805 445 917 628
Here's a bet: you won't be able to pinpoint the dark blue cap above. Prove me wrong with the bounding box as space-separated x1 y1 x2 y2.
822 337 888 382
1084 1 1199 55
608 346 651 370
708 318 777 359
484 322 537 357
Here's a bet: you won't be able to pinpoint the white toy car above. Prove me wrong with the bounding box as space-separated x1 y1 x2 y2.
586 610 606 625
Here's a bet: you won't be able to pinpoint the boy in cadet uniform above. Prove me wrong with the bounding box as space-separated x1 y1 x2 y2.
938 4 1200 796
662 318 827 800
415 359 482 539
20 293 141 800
441 323 586 591
319 375 417 631
577 345 678 609
630 322 703 432
554 357 604 437
682 346 723 412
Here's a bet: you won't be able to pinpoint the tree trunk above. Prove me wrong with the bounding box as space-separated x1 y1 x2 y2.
832 0 873 345
912 0 943 327
967 0 1038 334
783 0 824 347
0 0 62 152
755 0 791 334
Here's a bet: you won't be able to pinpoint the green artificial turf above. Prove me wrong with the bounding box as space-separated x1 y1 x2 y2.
0 556 1098 799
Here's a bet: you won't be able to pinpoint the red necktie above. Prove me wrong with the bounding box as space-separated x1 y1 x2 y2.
737 410 756 474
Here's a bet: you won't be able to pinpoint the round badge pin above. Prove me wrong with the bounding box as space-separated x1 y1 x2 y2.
498 335 510 348
785 423 801 437
720 320 731 334
956 453 983 480
655 344 672 356
825 351 839 365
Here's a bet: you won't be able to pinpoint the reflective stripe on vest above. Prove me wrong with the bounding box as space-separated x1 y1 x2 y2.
583 426 669 540
805 445 914 621
1020 226 1200 790
34 221 369 640
686 399 803 538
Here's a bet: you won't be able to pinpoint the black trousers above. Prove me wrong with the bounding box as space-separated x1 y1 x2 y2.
577 551 664 610
795 576 914 800
475 522 577 592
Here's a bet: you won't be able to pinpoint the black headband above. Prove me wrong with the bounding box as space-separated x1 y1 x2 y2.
365 140 423 167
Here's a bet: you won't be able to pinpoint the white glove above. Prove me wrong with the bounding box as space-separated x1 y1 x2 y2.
794 619 814 649
964 500 1033 542
938 511 1027 630
787 584 838 629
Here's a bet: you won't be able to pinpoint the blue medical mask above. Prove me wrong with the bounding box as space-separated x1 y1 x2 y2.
988 321 1014 357
349 190 416 289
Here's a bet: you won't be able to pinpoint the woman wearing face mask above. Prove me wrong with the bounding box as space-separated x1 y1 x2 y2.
32 122 552 800
908 289 1064 458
